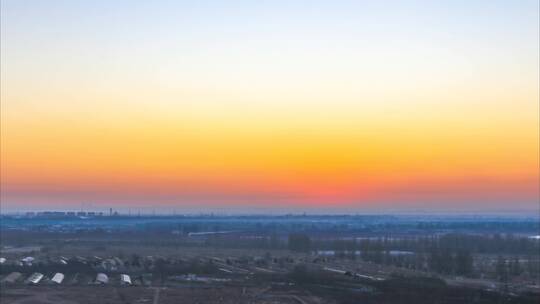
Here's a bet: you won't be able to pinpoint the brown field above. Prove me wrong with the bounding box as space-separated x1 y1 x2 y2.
0 286 328 304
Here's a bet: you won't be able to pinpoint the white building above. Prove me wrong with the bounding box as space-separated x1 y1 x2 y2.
120 274 132 285
95 273 109 284
27 272 44 284
51 273 65 284
21 256 35 266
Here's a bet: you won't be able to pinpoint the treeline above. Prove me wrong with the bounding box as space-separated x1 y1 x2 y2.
415 221 539 233
295 233 540 278
201 232 539 257
427 248 473 275
312 233 539 255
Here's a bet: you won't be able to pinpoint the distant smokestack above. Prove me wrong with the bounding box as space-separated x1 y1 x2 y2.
109 208 112 216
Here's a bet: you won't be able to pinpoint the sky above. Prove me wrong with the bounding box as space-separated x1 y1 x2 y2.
1 0 539 214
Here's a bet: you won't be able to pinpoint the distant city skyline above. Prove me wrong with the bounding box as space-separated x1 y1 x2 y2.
1 0 539 212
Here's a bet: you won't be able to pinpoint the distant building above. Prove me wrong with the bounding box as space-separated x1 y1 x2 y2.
51 273 64 284
76 212 87 217
42 211 66 217
120 274 132 285
95 273 108 284
21 256 34 266
26 272 44 284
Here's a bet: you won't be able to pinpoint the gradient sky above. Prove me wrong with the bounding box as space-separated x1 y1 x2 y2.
1 0 539 213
